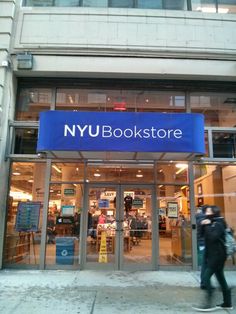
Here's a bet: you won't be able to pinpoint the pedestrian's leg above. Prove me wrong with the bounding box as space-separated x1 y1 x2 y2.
201 267 215 307
215 268 232 307
192 267 216 310
200 249 207 288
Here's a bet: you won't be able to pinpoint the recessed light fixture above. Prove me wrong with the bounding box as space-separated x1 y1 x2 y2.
13 172 21 175
94 173 101 177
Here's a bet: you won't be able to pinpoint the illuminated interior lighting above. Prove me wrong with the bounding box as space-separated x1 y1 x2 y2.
181 185 188 190
159 185 163 188
10 190 32 200
73 184 77 187
176 163 188 168
94 173 101 177
76 167 79 171
28 179 33 183
52 165 62 173
136 174 143 178
68 95 74 104
12 172 21 175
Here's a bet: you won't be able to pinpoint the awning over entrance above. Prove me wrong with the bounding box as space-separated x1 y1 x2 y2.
37 111 205 160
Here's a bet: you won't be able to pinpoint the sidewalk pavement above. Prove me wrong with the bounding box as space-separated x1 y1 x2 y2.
0 269 235 314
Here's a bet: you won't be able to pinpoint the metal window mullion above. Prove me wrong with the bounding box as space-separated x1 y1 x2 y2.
208 129 214 158
51 87 56 110
39 159 52 270
187 0 192 11
216 0 219 13
185 91 191 113
152 185 158 270
188 161 198 270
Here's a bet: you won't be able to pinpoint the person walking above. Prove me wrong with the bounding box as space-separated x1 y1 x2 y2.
196 204 210 289
193 205 233 312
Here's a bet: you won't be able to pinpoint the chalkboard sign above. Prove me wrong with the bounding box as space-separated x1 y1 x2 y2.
15 202 41 232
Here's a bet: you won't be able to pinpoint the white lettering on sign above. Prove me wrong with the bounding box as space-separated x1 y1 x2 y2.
64 124 183 140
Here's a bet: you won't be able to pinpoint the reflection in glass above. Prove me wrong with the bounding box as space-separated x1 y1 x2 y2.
14 128 38 154
110 0 134 7
55 88 185 113
218 0 236 13
156 163 189 183
16 88 52 121
51 163 84 182
137 0 162 8
191 0 216 12
86 164 154 183
157 185 192 266
4 162 46 266
190 93 236 127
213 132 236 158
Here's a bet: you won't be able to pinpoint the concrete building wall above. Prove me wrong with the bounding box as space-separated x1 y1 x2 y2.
12 7 236 60
0 0 16 269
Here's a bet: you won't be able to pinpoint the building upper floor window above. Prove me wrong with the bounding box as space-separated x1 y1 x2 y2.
23 0 236 14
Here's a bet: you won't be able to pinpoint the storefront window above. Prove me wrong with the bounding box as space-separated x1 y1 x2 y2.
13 128 38 154
190 92 236 127
212 132 236 158
218 0 236 13
110 0 134 7
192 0 216 12
86 164 154 183
45 183 82 268
16 88 52 121
156 162 189 184
157 184 192 266
4 162 46 267
51 163 85 182
55 88 185 112
194 163 236 266
137 0 162 8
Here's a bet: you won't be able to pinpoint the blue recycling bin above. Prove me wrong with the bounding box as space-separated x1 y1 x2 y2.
56 237 75 265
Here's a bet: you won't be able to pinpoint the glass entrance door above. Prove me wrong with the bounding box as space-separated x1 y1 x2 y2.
85 186 118 269
121 186 153 270
85 185 153 270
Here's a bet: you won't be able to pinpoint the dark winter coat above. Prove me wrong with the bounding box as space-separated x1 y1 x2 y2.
201 216 227 270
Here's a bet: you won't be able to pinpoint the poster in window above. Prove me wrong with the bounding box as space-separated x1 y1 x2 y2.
167 202 178 218
15 201 41 232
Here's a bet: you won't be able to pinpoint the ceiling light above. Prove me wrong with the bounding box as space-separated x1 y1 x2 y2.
52 165 62 173
136 174 143 178
176 163 188 168
13 172 21 175
28 179 33 183
94 173 101 177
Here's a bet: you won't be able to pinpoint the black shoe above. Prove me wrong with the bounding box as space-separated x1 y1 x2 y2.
216 303 233 310
192 305 217 312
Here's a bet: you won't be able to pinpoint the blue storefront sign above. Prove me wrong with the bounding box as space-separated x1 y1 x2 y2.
37 111 205 154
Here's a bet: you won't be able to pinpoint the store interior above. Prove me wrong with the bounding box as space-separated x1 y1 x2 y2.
4 162 236 268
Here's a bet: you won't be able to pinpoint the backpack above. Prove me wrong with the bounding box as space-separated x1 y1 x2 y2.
223 227 236 257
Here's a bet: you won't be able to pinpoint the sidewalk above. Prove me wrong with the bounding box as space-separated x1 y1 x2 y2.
0 270 235 313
